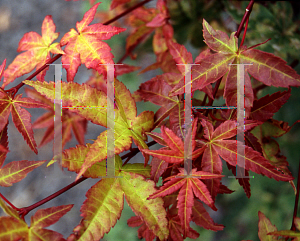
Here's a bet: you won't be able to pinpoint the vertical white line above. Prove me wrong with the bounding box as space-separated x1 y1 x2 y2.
54 64 62 166
106 64 115 177
228 63 252 178
236 64 245 177
184 64 193 176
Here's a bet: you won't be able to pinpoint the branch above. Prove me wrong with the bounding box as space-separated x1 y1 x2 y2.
18 176 87 220
235 0 255 39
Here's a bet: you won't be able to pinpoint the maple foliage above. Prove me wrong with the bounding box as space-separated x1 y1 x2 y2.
2 16 64 87
0 197 73 241
60 2 126 82
147 167 223 238
256 211 300 241
0 1 300 241
142 118 205 164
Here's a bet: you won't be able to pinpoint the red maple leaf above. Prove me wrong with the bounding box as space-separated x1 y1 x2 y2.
147 168 224 237
2 16 64 88
25 87 87 149
0 90 49 154
200 119 294 198
169 19 300 117
142 118 205 164
60 2 126 82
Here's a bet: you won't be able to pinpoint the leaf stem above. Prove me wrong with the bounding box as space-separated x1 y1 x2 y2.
239 14 249 48
122 140 157 167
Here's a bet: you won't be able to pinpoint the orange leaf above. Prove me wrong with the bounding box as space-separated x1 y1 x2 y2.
60 3 126 82
31 204 74 229
142 119 205 164
3 16 63 87
148 168 223 237
0 92 48 154
0 160 46 187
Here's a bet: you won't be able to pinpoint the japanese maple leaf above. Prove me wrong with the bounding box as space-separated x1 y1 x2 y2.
0 198 73 240
23 79 154 180
250 118 298 192
67 158 168 241
127 215 158 241
25 87 87 149
168 214 199 241
169 19 300 117
86 64 141 94
200 119 294 199
0 60 9 163
250 88 291 122
60 2 126 82
257 211 278 241
268 216 300 240
147 168 224 238
192 199 224 232
140 24 180 75
142 118 205 164
2 16 64 88
75 78 154 179
0 160 46 187
0 90 48 154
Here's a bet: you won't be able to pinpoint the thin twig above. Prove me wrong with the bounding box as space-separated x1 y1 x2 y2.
291 158 300 231
235 0 255 38
0 192 21 211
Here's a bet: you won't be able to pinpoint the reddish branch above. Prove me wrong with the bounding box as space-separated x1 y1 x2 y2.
235 0 255 39
18 176 87 220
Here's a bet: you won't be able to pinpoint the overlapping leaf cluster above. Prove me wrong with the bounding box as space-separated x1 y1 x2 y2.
0 1 299 241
